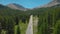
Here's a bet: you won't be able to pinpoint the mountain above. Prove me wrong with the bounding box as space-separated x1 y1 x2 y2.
0 4 8 9
7 3 27 11
35 0 60 8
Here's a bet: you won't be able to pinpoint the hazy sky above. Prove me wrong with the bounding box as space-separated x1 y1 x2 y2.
0 0 52 8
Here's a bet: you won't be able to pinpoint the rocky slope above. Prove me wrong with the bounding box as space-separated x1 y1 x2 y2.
7 3 27 11
35 0 60 8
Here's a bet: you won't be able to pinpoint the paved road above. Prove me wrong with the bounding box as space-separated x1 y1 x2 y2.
26 15 33 34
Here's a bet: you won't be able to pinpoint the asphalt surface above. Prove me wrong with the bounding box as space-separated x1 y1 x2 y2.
26 15 33 34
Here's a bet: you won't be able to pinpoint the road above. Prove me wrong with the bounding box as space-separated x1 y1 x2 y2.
26 15 33 34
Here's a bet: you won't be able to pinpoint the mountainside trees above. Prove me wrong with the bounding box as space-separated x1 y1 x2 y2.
0 5 60 34
38 7 60 34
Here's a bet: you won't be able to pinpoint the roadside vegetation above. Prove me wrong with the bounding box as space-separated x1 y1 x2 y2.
0 5 60 34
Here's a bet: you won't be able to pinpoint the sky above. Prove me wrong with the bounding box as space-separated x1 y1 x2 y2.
0 0 52 8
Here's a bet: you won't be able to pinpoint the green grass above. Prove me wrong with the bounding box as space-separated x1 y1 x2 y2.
19 20 28 34
14 20 28 34
33 16 38 34
1 29 6 34
14 25 18 34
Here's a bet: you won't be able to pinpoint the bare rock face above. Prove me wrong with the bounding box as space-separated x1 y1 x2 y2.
53 0 60 3
35 0 60 8
42 0 60 7
7 3 27 11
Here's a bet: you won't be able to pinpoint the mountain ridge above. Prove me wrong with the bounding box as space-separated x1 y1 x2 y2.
7 3 27 11
0 0 60 10
34 0 60 9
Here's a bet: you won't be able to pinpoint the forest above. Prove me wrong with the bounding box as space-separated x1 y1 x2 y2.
0 4 60 34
